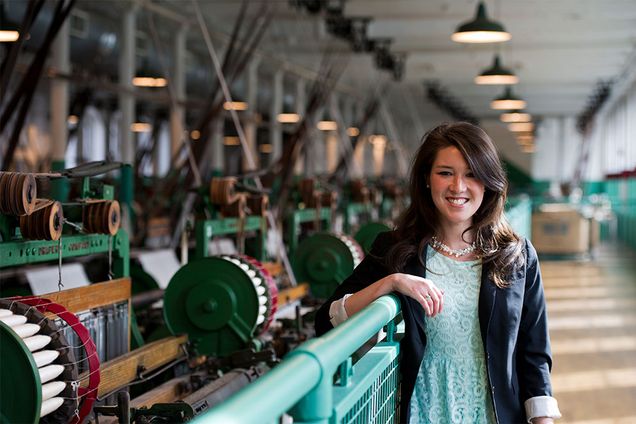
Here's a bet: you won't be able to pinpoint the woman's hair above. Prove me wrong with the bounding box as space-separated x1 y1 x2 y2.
384 122 524 287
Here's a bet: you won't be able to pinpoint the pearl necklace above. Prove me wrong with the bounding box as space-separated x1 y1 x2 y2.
430 236 477 258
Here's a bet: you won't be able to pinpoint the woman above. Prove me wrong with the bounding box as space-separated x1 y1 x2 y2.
315 123 561 424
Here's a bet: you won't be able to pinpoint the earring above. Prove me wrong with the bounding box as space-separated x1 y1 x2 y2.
426 184 430 188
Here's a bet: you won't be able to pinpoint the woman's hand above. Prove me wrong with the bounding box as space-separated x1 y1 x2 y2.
390 273 444 317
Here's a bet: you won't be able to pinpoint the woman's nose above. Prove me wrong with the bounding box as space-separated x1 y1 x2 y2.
450 176 466 192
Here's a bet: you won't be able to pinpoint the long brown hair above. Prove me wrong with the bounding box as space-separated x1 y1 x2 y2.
384 122 523 287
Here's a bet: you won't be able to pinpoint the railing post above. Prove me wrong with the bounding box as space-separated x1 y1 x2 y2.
385 319 396 343
290 377 332 424
337 357 353 387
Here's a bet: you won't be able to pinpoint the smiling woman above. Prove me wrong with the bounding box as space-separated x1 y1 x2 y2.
316 122 562 424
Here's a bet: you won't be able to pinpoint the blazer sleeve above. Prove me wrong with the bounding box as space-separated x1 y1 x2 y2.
314 231 393 336
516 238 555 400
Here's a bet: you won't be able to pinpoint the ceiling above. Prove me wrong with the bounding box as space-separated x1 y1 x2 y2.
28 0 636 123
140 0 636 120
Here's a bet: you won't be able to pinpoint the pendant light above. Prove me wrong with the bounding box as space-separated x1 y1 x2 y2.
131 104 152 132
474 54 518 85
277 113 301 124
0 3 20 42
223 101 249 111
508 122 534 132
317 110 337 131
500 111 532 123
132 75 167 88
133 62 167 88
490 87 526 110
451 2 511 44
317 120 337 131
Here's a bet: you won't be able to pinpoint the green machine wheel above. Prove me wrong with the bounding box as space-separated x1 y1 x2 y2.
163 255 277 357
0 320 41 424
354 222 391 255
291 232 364 299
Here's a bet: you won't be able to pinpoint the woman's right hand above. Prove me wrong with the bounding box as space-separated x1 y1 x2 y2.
390 273 444 317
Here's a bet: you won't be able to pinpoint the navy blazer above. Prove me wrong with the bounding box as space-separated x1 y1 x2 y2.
315 231 554 424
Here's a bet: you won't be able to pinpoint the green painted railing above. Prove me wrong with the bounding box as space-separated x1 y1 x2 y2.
506 194 532 240
194 295 401 424
606 178 636 250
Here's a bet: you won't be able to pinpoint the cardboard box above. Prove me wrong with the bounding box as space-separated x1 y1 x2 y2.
531 209 590 254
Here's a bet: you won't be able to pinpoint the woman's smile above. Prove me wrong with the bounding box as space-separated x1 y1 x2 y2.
446 196 469 207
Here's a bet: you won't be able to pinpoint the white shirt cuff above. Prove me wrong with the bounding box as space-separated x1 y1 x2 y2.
525 395 561 422
328 294 353 327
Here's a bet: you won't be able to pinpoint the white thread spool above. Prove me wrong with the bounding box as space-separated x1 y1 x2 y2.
33 350 60 367
3 309 68 418
23 335 52 352
12 323 40 338
42 381 66 401
40 397 64 417
0 314 27 326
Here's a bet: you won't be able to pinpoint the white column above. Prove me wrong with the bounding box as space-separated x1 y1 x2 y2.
244 58 260 170
372 137 386 177
270 69 284 161
119 6 137 165
294 77 306 175
170 24 187 159
50 19 69 163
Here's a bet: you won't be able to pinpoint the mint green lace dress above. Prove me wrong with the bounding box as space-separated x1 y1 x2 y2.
408 247 497 423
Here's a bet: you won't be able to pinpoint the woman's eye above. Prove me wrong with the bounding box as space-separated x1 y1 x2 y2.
466 172 475 178
437 171 452 176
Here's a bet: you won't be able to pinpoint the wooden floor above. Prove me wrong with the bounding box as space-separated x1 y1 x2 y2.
542 243 636 424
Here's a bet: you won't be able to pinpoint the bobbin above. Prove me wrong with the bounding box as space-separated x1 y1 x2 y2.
19 201 64 241
0 172 37 216
210 177 239 205
82 200 121 235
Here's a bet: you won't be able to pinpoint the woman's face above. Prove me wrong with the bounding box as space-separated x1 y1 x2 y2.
428 146 485 230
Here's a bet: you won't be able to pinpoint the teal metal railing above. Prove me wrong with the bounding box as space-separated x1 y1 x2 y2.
607 178 636 250
506 194 532 240
194 295 401 424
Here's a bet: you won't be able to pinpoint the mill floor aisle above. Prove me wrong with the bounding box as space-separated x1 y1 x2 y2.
542 243 636 424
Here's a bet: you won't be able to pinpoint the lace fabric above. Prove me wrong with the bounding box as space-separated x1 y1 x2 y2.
409 247 496 424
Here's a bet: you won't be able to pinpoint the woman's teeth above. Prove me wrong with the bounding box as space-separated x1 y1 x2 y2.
448 198 468 205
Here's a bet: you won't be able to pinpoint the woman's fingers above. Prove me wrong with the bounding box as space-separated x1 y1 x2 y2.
431 285 444 314
425 289 439 316
418 293 432 316
392 274 444 317
423 282 444 317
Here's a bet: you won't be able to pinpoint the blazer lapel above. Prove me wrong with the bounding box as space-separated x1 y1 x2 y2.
478 263 497 348
403 245 429 334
